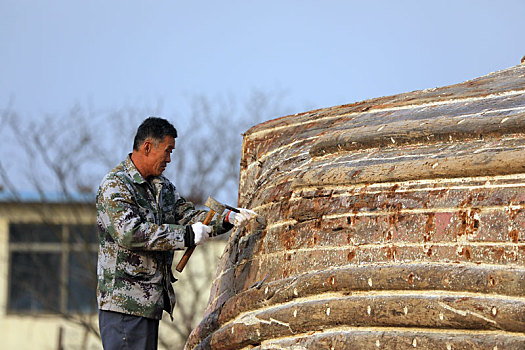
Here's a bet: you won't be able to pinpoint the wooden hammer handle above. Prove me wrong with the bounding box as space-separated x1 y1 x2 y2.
175 209 215 272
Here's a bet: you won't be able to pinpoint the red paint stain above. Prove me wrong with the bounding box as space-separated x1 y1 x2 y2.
434 212 453 238
509 229 520 243
347 250 356 261
457 209 480 237
424 213 435 242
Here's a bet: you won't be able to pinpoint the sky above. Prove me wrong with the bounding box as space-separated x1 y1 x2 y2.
1 0 524 120
1 0 524 199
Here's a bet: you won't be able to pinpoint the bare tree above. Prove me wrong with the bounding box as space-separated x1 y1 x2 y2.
171 90 292 206
0 89 292 349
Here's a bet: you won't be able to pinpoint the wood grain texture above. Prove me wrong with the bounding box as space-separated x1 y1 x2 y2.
186 65 525 349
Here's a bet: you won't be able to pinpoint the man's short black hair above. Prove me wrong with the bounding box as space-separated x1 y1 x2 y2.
133 117 178 151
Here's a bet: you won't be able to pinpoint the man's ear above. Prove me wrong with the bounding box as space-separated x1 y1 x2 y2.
141 138 152 156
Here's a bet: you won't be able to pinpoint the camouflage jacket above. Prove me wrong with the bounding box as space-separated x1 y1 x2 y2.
96 155 231 320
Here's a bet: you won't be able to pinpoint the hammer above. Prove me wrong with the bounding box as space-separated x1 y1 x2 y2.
175 196 226 272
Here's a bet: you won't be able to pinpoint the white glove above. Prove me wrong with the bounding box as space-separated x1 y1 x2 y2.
227 208 257 227
192 222 212 245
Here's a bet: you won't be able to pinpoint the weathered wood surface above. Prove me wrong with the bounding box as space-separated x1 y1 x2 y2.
186 64 525 349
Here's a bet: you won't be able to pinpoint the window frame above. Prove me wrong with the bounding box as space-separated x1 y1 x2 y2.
7 222 98 315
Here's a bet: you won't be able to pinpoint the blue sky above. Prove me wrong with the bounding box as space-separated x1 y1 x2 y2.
1 0 524 119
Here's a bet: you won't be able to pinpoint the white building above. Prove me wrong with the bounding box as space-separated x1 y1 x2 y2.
0 199 226 349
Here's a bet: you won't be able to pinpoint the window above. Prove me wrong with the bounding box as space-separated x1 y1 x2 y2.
8 223 98 314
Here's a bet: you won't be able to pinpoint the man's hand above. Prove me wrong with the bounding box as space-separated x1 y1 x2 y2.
192 222 212 245
226 208 257 227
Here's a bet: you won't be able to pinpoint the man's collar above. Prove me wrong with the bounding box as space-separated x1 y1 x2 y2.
125 155 147 184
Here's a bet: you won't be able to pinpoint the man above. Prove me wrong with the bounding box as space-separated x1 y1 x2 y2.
96 117 255 349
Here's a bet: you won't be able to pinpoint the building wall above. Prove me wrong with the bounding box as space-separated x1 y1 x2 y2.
0 202 226 349
0 202 101 350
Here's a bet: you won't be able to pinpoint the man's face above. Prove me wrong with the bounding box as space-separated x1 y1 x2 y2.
147 135 175 177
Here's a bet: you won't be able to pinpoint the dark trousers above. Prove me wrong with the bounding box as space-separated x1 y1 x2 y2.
99 310 159 350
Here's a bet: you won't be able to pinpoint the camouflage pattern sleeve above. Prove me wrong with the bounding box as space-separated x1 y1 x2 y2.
163 181 234 237
97 175 189 251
